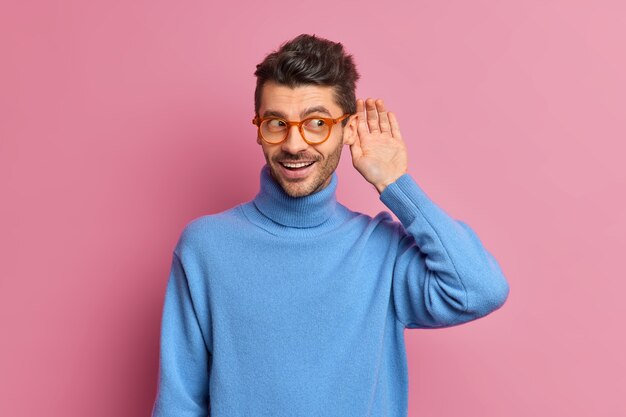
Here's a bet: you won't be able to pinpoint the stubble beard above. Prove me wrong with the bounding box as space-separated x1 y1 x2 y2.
266 135 344 198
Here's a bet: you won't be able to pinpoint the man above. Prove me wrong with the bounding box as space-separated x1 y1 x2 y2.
152 34 509 417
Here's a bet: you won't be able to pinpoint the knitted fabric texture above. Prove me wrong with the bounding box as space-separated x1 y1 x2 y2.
152 164 510 417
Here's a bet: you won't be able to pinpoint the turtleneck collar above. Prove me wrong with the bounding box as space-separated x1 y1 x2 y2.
252 164 339 228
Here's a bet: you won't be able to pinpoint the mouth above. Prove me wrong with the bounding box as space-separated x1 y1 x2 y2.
280 160 315 169
277 160 317 179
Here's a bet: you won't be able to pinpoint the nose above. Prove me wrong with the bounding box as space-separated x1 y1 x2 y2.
280 125 309 154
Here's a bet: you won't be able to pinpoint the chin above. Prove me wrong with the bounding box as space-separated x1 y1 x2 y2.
281 180 318 198
267 159 333 198
281 175 325 198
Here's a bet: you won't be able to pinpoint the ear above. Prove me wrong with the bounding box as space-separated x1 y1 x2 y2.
342 114 358 146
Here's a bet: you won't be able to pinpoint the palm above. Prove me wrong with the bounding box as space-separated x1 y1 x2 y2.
350 98 408 191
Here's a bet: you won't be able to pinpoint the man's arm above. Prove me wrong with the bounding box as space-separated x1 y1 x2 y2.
152 251 211 417
380 173 509 328
350 97 509 328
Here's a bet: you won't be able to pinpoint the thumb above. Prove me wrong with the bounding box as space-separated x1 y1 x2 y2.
349 132 363 165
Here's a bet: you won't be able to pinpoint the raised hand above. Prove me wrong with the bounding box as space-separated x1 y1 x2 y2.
349 98 408 194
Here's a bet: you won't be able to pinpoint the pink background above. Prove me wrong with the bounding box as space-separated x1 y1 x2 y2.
2 1 625 416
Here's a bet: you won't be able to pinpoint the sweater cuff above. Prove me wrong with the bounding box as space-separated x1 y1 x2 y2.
379 173 430 227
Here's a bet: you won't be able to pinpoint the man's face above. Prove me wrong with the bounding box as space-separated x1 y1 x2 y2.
256 81 357 198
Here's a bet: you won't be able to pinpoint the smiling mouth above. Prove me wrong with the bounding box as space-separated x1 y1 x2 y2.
280 161 316 170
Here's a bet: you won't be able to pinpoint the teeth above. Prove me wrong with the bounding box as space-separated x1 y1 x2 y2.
282 162 314 168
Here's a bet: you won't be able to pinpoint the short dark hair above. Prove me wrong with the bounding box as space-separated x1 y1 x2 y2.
253 34 360 125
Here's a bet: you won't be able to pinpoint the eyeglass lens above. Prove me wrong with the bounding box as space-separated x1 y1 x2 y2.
260 118 330 143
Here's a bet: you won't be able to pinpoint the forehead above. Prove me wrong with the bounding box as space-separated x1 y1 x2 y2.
259 81 341 117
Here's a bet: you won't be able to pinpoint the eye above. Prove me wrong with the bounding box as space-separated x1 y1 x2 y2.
266 118 287 129
303 118 327 131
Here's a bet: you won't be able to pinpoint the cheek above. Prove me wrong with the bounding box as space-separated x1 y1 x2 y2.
318 136 342 156
325 138 343 155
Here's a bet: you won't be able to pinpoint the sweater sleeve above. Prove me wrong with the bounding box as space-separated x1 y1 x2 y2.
379 173 510 329
152 251 211 416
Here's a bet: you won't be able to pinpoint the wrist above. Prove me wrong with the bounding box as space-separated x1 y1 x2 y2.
374 174 402 194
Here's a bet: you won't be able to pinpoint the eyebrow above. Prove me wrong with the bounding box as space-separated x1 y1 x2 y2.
262 105 333 119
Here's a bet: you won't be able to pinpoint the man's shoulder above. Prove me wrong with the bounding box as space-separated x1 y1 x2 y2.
174 204 248 252
339 202 399 234
187 204 244 227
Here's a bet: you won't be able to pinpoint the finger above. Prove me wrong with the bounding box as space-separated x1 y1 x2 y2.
375 99 391 133
356 98 364 115
365 98 379 133
388 111 402 140
356 99 370 139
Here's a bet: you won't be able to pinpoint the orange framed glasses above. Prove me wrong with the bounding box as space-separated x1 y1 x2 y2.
252 114 351 145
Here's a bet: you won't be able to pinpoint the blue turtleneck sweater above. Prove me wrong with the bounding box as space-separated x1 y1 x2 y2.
152 164 509 417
